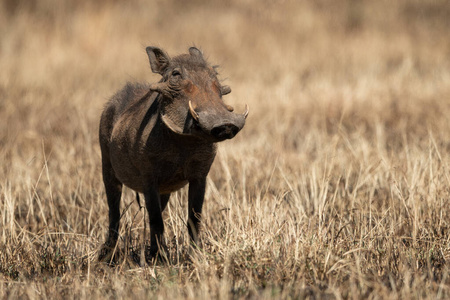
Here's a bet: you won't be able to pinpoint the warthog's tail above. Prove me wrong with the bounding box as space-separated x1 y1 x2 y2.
136 192 143 209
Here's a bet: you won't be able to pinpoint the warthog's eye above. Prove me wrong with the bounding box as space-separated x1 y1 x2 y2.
171 70 181 77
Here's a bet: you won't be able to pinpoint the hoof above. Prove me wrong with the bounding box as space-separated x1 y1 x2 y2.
98 243 119 266
145 244 169 264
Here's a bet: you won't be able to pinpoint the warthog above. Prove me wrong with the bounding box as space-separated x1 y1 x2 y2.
99 46 248 261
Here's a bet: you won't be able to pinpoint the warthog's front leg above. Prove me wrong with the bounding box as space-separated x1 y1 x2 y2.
188 178 206 245
144 186 165 259
160 193 171 212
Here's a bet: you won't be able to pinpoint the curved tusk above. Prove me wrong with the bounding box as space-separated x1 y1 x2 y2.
189 100 199 121
243 104 249 119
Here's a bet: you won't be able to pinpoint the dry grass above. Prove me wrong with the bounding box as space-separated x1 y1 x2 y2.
1 0 450 298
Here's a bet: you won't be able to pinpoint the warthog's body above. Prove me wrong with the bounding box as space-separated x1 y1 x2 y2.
99 46 247 261
102 84 216 194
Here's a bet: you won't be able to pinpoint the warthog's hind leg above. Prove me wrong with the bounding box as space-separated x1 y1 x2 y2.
99 154 123 264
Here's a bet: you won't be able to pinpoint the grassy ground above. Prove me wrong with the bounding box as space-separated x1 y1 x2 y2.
1 0 449 298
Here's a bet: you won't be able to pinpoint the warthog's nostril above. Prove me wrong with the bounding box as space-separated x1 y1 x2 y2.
211 124 240 140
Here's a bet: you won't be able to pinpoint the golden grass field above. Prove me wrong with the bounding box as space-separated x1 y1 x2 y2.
1 0 449 298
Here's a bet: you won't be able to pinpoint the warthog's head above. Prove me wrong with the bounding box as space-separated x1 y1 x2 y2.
146 46 248 142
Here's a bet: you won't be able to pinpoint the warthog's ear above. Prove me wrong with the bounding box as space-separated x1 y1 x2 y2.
189 47 204 60
146 46 171 75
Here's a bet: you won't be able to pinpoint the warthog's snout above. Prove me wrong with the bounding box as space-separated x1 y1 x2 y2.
190 101 248 142
211 123 240 140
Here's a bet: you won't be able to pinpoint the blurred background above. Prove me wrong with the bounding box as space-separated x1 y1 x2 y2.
0 0 450 297
1 0 450 234
1 0 449 143
1 0 450 229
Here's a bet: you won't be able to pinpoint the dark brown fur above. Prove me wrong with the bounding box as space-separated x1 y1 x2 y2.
99 46 247 262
